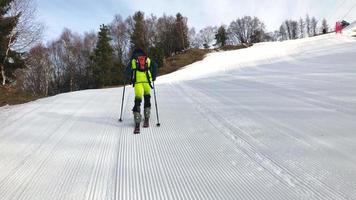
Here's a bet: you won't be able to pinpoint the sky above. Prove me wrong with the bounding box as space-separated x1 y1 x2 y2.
36 0 356 41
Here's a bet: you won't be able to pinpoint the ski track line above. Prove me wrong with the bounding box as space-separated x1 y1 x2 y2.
188 82 352 199
162 87 244 200
0 96 68 142
223 72 356 163
206 79 356 199
215 74 356 163
205 79 354 199
0 95 62 131
170 84 301 200
234 76 356 117
0 92 103 176
176 83 348 200
174 84 302 200
83 90 122 200
0 101 88 177
0 92 100 200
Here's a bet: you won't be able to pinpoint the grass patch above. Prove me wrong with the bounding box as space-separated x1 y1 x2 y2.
0 86 41 107
220 44 252 51
159 44 250 76
159 48 212 76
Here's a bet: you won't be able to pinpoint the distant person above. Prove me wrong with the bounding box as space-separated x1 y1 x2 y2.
335 21 342 34
125 48 157 134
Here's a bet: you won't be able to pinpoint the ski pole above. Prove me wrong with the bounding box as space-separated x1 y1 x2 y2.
119 82 126 122
153 81 161 127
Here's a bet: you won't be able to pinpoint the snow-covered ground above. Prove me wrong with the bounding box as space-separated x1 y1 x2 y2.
1 32 356 199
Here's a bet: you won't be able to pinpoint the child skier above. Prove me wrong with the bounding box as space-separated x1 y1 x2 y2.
125 48 157 134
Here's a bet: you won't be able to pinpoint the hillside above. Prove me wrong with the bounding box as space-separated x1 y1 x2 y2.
0 33 356 199
0 46 247 107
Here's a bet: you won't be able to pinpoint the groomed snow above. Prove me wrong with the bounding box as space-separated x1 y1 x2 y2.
0 33 356 199
343 21 356 37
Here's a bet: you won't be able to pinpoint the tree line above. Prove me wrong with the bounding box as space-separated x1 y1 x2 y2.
1 0 332 96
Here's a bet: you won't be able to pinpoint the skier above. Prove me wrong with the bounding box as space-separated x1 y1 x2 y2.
125 48 157 134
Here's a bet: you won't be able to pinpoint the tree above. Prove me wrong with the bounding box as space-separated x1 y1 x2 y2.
145 14 158 48
8 0 43 52
188 28 200 48
228 16 265 44
0 0 20 85
93 24 114 88
279 24 287 41
299 18 305 38
1 0 43 86
305 14 311 37
321 18 329 34
156 14 175 56
109 15 130 84
279 20 298 40
130 11 149 53
173 13 189 52
311 17 318 36
110 15 130 64
215 25 228 47
198 26 217 48
24 43 52 95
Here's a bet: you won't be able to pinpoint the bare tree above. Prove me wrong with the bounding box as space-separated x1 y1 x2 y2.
8 0 43 52
311 17 318 36
198 26 217 48
305 14 311 37
1 0 43 85
299 18 305 38
279 24 288 41
145 14 158 48
228 16 265 44
156 14 175 55
188 28 199 48
110 15 131 63
24 44 52 95
321 18 329 34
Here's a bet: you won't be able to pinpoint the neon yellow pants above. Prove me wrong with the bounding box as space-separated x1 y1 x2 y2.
134 82 151 100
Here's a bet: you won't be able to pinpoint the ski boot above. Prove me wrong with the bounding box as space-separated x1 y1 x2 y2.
143 118 149 128
134 123 140 134
143 107 151 128
133 111 141 134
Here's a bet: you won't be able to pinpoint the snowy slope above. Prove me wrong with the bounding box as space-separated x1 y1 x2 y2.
343 21 356 37
1 33 356 200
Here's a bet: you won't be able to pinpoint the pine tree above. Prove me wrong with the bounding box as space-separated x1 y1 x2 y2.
131 11 149 53
174 13 189 52
215 25 228 47
92 24 114 88
0 0 20 85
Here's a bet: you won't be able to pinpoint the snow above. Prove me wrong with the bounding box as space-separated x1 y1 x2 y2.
343 21 356 37
1 33 356 199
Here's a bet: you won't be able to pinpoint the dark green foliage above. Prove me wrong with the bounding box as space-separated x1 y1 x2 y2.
173 13 189 52
0 0 21 84
215 26 228 47
131 11 149 53
92 24 114 88
148 46 164 68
